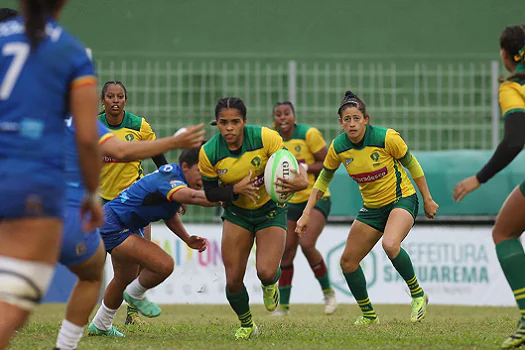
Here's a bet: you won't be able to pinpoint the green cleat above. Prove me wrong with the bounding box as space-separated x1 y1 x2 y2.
262 283 279 312
87 322 124 337
354 315 380 325
123 291 161 318
125 305 148 325
234 323 259 340
411 293 429 323
501 320 525 349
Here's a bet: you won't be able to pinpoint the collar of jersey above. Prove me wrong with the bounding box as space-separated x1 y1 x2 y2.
343 124 371 150
100 111 128 130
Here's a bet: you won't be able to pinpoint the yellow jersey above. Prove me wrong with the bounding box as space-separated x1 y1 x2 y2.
322 125 415 208
280 124 330 203
499 69 525 119
199 125 283 210
98 111 157 200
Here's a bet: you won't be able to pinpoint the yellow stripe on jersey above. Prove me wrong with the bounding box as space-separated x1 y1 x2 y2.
98 133 115 145
166 185 186 201
71 75 97 88
499 81 525 118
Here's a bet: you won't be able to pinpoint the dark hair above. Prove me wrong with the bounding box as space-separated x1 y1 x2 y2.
501 25 525 82
178 146 202 167
210 97 247 125
101 81 128 100
337 90 367 116
21 0 61 49
0 8 19 22
273 101 296 116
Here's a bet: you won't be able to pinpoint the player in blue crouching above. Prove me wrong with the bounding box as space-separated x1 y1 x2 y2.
89 146 217 337
53 117 205 350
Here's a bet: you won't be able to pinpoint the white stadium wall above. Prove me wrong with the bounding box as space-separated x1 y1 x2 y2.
104 224 519 306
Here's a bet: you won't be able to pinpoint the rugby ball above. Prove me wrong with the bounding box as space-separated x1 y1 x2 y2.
264 149 300 204
174 127 187 136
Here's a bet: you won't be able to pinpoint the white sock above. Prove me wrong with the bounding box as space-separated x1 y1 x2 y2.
125 278 147 300
92 301 118 331
55 319 83 350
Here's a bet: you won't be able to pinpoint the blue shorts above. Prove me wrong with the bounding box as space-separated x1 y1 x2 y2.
100 207 144 253
59 206 101 267
0 176 64 219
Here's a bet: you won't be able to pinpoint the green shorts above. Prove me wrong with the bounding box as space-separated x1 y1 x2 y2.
287 197 331 222
101 197 111 205
355 194 419 233
222 200 287 233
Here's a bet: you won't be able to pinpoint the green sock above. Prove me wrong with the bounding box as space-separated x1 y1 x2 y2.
390 247 424 298
343 266 377 319
262 266 281 286
496 238 525 321
311 260 333 293
278 286 291 309
226 284 253 327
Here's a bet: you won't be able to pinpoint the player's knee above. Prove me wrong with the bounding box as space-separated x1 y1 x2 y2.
157 257 174 278
381 239 400 259
492 223 519 245
300 241 317 257
340 255 359 273
257 268 278 285
0 256 54 312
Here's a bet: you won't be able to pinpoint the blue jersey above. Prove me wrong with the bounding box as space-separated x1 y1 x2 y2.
64 118 114 207
104 164 188 231
0 17 96 218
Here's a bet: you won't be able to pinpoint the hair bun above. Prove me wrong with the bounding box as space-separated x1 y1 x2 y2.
344 90 357 99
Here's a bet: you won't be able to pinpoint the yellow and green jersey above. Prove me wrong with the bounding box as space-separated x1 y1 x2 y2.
322 125 415 208
499 65 525 118
98 111 157 201
279 124 330 203
199 125 283 210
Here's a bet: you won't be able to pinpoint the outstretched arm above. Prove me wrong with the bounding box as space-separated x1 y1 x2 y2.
164 214 207 252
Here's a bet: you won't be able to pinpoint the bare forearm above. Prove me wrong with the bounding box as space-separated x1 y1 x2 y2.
166 215 190 242
119 138 174 161
413 176 433 202
303 189 323 215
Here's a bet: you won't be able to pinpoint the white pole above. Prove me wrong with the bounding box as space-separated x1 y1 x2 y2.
288 60 297 106
491 60 500 149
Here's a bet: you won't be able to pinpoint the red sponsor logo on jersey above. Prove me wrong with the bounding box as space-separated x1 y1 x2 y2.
103 156 125 163
350 167 388 183
253 175 265 187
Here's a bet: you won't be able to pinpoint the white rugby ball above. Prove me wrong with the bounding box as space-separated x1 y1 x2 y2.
264 149 300 204
174 127 187 136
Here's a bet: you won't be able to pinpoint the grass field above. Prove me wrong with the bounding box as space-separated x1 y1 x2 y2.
9 303 520 349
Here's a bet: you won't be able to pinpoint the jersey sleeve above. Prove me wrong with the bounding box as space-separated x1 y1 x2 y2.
199 146 218 181
323 140 341 171
499 82 525 118
262 127 284 156
306 127 327 154
384 129 409 159
158 178 188 201
97 120 115 145
140 118 157 141
70 45 97 89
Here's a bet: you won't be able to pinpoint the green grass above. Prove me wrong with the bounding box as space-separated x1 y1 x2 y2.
9 303 521 349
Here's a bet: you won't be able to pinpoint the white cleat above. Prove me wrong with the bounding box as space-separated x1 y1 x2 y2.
271 308 290 317
324 292 337 315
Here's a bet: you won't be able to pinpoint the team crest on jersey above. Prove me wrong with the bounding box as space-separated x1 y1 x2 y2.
125 134 135 141
370 152 380 162
251 156 261 167
218 169 228 176
295 145 301 152
345 158 354 165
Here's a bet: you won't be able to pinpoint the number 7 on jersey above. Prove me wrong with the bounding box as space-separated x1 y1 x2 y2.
1 42 30 100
